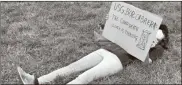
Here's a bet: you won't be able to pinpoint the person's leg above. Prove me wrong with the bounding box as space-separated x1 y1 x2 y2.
67 49 123 84
37 49 104 84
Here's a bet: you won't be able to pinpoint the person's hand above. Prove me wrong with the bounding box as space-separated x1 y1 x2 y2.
151 38 158 48
105 13 109 20
149 58 152 63
98 23 104 31
143 54 152 65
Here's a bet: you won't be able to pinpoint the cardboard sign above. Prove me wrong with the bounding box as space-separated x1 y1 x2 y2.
102 2 163 62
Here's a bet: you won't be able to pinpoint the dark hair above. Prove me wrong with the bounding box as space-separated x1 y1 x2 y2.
158 24 169 49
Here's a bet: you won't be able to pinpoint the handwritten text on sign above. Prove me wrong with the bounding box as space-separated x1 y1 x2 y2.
102 2 163 62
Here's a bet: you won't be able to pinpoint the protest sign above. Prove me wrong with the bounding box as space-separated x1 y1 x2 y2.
102 2 163 62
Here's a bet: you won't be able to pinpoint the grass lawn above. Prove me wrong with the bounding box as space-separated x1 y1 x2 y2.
1 2 181 84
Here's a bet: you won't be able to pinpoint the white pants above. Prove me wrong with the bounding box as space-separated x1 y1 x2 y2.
38 49 123 84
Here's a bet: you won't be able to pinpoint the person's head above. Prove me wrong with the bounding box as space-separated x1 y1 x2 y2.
154 24 169 49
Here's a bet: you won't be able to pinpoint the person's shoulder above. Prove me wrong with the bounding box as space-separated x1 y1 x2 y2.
149 44 165 61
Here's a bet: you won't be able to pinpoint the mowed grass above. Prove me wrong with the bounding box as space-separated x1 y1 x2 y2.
1 2 181 84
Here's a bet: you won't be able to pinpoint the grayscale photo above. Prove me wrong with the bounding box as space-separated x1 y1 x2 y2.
1 1 181 84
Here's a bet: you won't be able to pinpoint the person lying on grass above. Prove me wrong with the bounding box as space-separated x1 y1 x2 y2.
17 18 169 85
